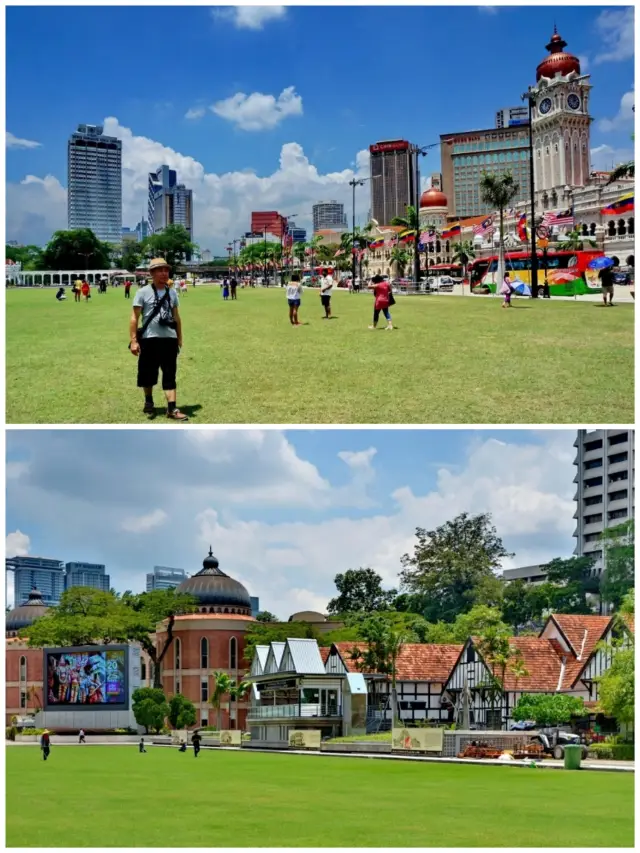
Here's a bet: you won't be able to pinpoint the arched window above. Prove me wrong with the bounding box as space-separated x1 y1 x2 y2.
141 660 146 681
229 637 238 670
581 224 588 236
589 223 596 236
201 637 209 669
628 218 634 235
608 221 616 237
19 656 27 681
617 219 627 236
175 638 181 670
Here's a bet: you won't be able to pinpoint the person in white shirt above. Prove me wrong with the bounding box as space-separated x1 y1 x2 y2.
320 268 334 319
285 273 303 326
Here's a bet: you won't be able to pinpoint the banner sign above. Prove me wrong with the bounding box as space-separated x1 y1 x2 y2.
257 679 297 692
289 729 321 749
392 727 444 753
219 730 242 746
369 140 409 154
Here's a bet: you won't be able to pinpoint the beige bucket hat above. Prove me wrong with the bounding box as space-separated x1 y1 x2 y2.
149 258 170 270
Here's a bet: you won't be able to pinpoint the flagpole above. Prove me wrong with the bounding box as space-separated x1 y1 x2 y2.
523 86 539 298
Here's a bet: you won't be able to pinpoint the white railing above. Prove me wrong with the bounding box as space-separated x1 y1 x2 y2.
248 703 341 719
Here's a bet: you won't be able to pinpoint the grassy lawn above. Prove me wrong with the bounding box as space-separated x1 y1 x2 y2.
6 286 633 424
6 746 633 847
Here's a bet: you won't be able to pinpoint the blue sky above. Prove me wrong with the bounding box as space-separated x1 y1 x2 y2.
6 5 634 250
6 429 577 615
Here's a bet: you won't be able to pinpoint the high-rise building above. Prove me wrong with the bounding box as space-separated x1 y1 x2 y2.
495 106 530 128
6 556 66 607
65 562 110 592
573 429 635 576
287 221 307 243
440 126 531 219
312 201 347 233
121 227 138 246
148 166 193 243
369 140 416 227
251 211 286 238
135 219 149 241
428 173 443 191
146 566 189 592
250 597 260 618
67 124 122 243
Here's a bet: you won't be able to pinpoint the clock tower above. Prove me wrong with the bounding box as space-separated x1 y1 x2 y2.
531 28 592 209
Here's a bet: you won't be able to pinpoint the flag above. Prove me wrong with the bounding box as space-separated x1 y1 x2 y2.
473 216 494 236
387 235 399 247
334 248 345 257
441 223 461 240
399 229 415 244
517 213 529 242
420 229 436 244
601 192 634 215
542 209 575 227
369 237 384 250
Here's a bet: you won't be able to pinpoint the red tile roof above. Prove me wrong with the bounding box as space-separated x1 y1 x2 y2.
497 637 564 692
330 642 463 682
318 646 330 664
551 614 611 657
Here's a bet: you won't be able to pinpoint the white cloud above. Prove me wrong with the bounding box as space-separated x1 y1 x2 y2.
598 88 635 132
578 55 590 73
591 144 635 172
6 530 31 557
185 107 206 120
6 462 29 480
212 86 303 131
477 6 497 14
594 7 634 64
5 174 67 245
6 132 42 149
213 5 287 30
122 509 168 533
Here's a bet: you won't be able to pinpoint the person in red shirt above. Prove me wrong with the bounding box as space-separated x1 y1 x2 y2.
81 280 90 302
368 274 393 330
124 280 132 299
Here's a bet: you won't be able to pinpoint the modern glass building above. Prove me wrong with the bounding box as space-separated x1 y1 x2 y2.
6 556 66 607
369 140 416 226
148 166 193 244
67 124 122 243
250 596 260 618
312 201 347 233
65 562 111 592
146 566 189 592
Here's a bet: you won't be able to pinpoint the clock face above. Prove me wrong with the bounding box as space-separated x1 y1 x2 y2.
567 94 581 110
539 98 552 115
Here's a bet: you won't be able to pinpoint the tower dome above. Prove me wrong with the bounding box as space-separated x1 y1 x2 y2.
177 549 252 614
536 28 581 81
419 187 448 209
6 587 50 636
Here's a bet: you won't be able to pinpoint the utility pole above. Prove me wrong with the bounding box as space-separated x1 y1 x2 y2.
522 86 539 297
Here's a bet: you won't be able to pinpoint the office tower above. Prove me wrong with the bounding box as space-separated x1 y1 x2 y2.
251 211 287 238
286 221 307 243
148 166 193 242
135 219 149 241
250 597 260 618
573 429 635 575
65 562 111 592
146 566 189 592
312 201 348 233
67 124 122 244
6 556 66 607
369 140 416 226
495 106 530 128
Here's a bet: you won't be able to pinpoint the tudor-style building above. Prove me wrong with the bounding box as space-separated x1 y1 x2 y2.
573 613 634 704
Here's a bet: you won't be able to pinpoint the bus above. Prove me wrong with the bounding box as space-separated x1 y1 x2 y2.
469 250 604 296
425 263 464 282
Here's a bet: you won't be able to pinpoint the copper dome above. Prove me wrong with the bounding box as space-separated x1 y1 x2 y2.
6 587 50 634
177 549 252 613
536 28 580 81
419 188 448 209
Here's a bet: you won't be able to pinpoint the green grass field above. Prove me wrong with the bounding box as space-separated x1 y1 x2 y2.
6 746 634 847
6 286 634 424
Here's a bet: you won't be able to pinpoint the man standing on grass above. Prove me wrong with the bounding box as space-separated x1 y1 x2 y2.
599 263 615 306
40 729 51 761
192 730 202 758
129 258 189 422
320 268 334 319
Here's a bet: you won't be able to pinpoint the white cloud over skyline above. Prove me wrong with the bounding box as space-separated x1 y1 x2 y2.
212 86 303 131
6 132 42 149
212 6 287 30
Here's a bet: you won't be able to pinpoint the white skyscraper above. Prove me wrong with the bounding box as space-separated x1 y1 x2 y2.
68 124 122 243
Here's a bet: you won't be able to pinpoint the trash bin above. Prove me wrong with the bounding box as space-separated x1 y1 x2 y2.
564 744 582 770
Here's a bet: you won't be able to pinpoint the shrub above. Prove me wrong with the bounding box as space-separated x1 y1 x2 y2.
588 742 634 761
6 726 17 741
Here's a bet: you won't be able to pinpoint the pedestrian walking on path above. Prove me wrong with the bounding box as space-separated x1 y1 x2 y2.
139 738 147 753
78 729 86 744
192 731 202 758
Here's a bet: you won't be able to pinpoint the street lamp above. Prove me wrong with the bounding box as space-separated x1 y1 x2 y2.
348 179 365 288
522 86 540 298
409 142 440 288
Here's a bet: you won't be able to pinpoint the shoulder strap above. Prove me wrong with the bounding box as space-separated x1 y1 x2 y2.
139 288 170 337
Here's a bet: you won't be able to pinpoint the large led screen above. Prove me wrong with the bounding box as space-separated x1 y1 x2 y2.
45 649 126 706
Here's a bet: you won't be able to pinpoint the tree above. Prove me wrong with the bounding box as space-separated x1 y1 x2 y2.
24 588 136 647
141 224 197 271
5 244 44 270
451 240 476 283
327 568 397 615
391 204 420 234
478 173 519 288
167 694 197 730
424 605 510 644
243 620 320 665
511 693 586 727
132 687 169 734
600 520 634 610
598 647 634 726
399 512 513 622
557 229 597 251
293 241 308 271
120 244 143 273
606 161 634 185
543 556 599 613
501 580 553 633
389 247 410 278
210 671 233 731
41 228 113 270
229 679 251 729
255 611 279 622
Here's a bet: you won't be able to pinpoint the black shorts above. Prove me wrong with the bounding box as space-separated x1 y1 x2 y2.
321 294 331 307
137 337 179 390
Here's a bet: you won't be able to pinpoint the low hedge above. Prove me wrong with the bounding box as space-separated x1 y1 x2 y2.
588 743 635 761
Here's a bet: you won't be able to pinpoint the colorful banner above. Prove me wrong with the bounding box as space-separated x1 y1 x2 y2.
601 192 634 215
219 730 242 746
289 729 321 749
392 727 444 753
441 224 461 240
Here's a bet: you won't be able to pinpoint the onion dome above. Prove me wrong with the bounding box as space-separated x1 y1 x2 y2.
6 587 49 635
536 28 581 81
177 548 252 614
419 188 448 209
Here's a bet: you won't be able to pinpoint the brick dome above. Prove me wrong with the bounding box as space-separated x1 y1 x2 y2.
536 29 581 81
419 188 448 209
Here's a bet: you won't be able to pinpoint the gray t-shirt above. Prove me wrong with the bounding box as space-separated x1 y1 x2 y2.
133 285 179 339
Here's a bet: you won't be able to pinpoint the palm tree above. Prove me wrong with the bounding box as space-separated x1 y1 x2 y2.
390 204 420 233
606 161 634 184
558 229 597 251
389 247 410 278
451 240 476 286
229 679 251 731
479 172 519 288
292 242 307 272
209 671 233 731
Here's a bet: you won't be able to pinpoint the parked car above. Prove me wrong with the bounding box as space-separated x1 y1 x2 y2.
427 275 455 292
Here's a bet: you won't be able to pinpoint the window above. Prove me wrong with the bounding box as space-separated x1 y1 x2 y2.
201 637 209 670
466 645 475 663
584 476 603 488
608 509 628 522
609 452 628 465
175 638 181 670
609 471 629 484
201 717 208 727
19 656 27 681
584 513 603 524
141 660 146 681
201 678 209 702
584 495 602 507
585 533 602 543
584 439 603 452
20 691 27 709
609 433 628 446
229 637 237 670
609 489 628 502
584 459 603 470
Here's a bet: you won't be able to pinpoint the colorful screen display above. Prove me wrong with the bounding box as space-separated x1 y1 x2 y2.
46 649 126 706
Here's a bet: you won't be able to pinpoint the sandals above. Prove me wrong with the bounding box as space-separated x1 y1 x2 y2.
167 408 189 422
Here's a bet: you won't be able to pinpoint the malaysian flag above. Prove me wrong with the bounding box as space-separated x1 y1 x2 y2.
473 216 494 237
420 229 437 244
542 209 575 228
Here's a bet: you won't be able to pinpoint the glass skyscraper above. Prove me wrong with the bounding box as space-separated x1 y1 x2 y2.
65 562 111 592
6 556 66 607
67 124 122 244
148 165 193 245
146 566 188 592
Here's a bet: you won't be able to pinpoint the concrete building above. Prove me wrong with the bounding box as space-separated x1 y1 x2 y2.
312 201 347 233
369 140 416 226
6 556 65 607
501 564 548 585
251 211 286 238
573 429 635 576
148 166 193 242
65 562 110 593
135 219 149 242
67 124 122 243
495 106 529 129
287 222 307 243
146 566 188 592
